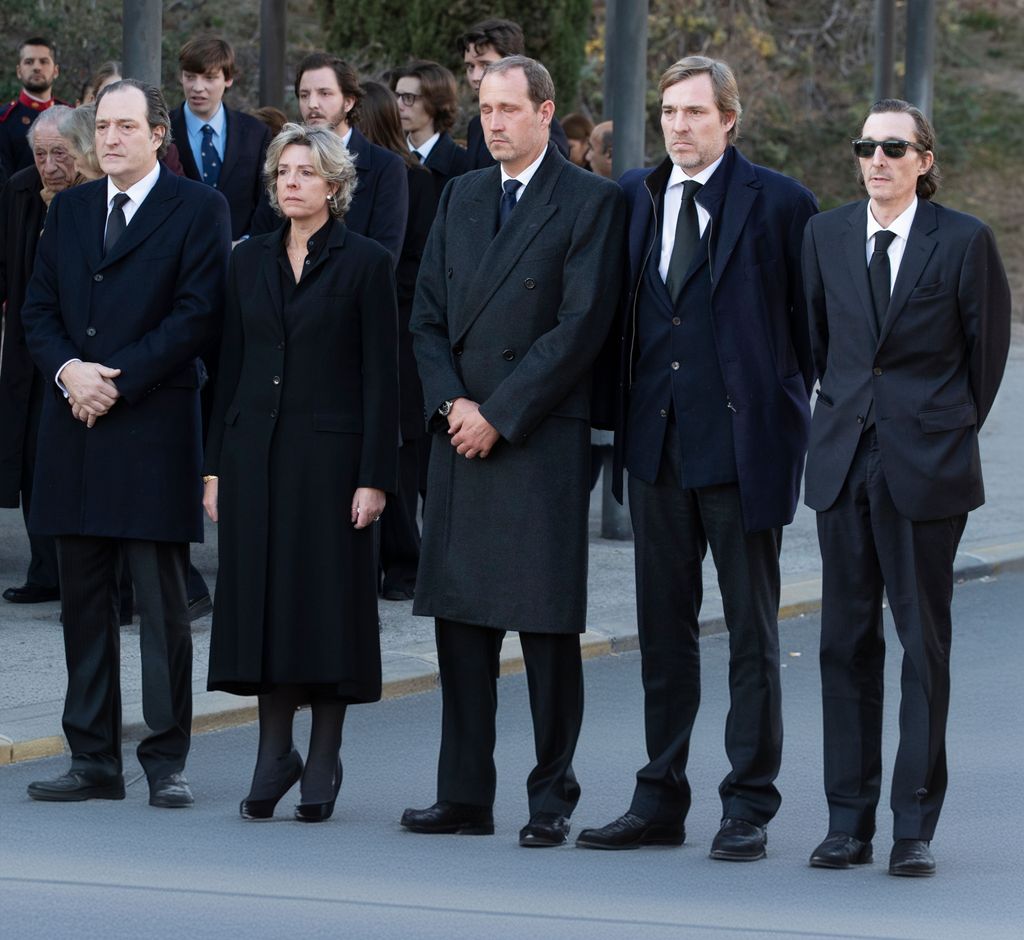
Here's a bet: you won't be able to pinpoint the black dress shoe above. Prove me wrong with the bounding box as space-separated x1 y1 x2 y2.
519 812 571 847
576 812 685 850
149 772 194 808
188 594 213 621
709 817 767 861
3 583 60 604
27 769 125 802
400 800 494 835
809 832 873 869
889 839 935 877
294 757 343 823
381 587 414 601
241 750 303 820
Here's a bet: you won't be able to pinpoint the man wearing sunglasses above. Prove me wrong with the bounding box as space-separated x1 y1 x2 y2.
802 99 1011 877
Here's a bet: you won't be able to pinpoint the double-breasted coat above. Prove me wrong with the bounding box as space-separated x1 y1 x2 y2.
204 220 400 700
410 145 626 635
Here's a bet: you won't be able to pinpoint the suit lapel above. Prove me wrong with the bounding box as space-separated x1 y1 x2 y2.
704 149 756 292
98 167 182 270
260 230 285 326
841 200 878 342
171 107 201 181
878 199 938 347
70 179 106 274
219 106 241 181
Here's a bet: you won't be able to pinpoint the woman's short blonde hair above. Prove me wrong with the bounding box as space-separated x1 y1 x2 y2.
56 104 102 178
263 123 358 219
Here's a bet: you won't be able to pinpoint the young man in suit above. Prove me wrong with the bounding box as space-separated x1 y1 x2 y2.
576 56 818 861
392 60 470 202
802 99 1011 877
249 53 407 265
169 37 271 241
20 80 231 809
456 18 570 169
402 56 625 847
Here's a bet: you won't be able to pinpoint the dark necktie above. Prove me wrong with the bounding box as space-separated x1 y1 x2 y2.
412 150 424 163
103 192 130 256
665 179 703 303
200 124 220 188
499 179 522 228
869 229 897 332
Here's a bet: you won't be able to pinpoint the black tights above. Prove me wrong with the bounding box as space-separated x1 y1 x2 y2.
250 685 347 804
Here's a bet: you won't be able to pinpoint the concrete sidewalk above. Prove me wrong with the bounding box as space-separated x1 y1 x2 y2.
3 331 1022 766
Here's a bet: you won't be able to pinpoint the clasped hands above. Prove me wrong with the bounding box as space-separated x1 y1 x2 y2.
447 398 499 459
60 361 121 428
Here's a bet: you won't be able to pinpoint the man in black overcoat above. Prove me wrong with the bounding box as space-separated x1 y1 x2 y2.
402 56 625 847
577 57 817 861
20 80 231 809
802 99 1011 877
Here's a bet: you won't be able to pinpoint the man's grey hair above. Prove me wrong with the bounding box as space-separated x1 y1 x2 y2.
264 123 357 219
95 78 173 159
26 104 72 148
482 55 556 109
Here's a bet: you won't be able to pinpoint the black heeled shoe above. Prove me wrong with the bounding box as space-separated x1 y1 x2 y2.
294 757 343 823
239 749 303 820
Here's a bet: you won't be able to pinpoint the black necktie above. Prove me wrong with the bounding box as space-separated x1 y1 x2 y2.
412 150 424 163
201 124 220 188
103 192 130 256
665 179 703 302
499 179 522 228
869 229 897 332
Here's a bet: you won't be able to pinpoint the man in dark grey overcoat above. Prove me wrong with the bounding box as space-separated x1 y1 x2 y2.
402 55 625 847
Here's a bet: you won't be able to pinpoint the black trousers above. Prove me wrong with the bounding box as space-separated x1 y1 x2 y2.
817 428 966 842
379 438 421 595
627 431 783 826
57 536 193 780
434 618 583 817
20 373 59 591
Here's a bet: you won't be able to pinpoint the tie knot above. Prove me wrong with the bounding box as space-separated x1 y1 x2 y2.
503 179 522 197
201 124 214 139
111 192 130 210
873 229 897 253
681 179 702 202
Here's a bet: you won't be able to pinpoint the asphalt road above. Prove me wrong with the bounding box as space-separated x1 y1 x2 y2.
2 570 1022 939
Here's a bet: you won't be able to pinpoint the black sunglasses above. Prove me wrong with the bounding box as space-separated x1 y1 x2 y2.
851 138 927 159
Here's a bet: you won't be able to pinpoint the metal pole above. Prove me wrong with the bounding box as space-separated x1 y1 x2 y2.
602 0 617 119
872 0 895 102
905 0 937 118
122 0 162 88
260 0 288 109
608 0 648 178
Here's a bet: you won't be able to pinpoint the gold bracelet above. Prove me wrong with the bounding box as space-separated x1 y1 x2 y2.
203 475 218 484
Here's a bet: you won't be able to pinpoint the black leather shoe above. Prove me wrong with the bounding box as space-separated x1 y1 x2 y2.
709 817 767 861
889 839 935 877
27 769 125 802
576 812 685 850
520 812 570 847
241 750 303 820
809 832 873 869
400 800 494 835
294 757 343 823
149 772 194 808
4 583 59 604
188 594 213 621
381 587 414 601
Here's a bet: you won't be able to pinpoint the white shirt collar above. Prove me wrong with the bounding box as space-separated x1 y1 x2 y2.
866 196 918 244
500 145 549 197
667 151 725 193
340 127 353 149
409 131 440 162
106 160 161 209
183 101 226 137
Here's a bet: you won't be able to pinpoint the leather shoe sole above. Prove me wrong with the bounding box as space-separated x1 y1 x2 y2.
576 813 685 850
27 772 125 802
4 584 60 604
809 833 873 869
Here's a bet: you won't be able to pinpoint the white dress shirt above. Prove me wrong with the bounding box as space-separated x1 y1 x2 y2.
409 131 440 163
499 146 548 203
658 153 725 282
865 196 918 293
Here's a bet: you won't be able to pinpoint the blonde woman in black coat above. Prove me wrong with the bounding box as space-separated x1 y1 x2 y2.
203 124 400 822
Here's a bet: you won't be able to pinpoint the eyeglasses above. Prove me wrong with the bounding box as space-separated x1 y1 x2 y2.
851 138 927 159
395 92 424 107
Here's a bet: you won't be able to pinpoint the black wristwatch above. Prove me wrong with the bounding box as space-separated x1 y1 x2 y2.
438 399 454 417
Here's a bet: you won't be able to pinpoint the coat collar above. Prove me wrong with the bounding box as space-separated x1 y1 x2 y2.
345 126 372 172
841 200 878 341
878 198 938 346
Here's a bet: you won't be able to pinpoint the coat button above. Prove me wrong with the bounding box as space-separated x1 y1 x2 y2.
277 342 285 350
502 348 515 361
447 267 453 279
270 409 278 418
272 376 281 385
523 277 536 289
85 327 96 337
671 361 680 370
453 345 463 356
672 316 681 326
660 408 668 418
857 415 864 424
915 788 928 799
873 367 882 375
93 274 103 282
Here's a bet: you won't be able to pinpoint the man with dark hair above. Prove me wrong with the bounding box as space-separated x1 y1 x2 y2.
249 52 407 264
456 18 570 168
402 56 625 848
0 38 68 180
170 37 271 240
576 56 817 861
392 60 469 201
20 79 231 809
587 120 614 178
802 99 1011 878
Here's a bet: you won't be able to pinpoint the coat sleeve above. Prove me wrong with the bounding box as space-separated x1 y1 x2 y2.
409 179 471 430
479 183 628 443
368 152 409 267
105 189 232 404
357 249 400 492
801 216 829 387
785 187 819 397
959 222 1011 430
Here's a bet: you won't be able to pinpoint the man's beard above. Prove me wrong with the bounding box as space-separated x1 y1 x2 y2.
23 76 53 95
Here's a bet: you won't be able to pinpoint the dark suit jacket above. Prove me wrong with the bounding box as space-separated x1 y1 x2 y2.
170 104 271 240
465 113 570 169
421 131 471 203
606 147 818 533
410 144 626 633
802 198 1011 520
249 127 408 264
20 166 232 542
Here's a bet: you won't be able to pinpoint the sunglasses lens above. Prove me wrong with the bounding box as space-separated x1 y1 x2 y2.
853 140 910 158
882 141 908 158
